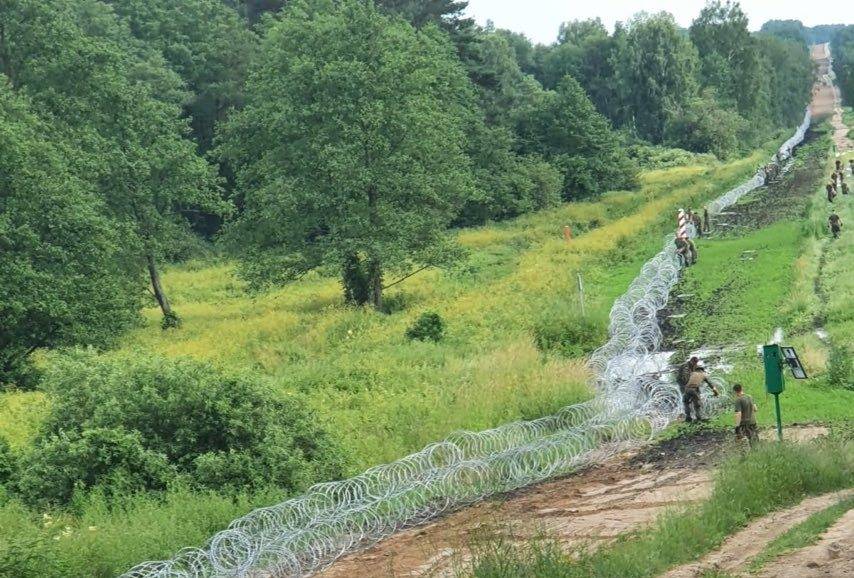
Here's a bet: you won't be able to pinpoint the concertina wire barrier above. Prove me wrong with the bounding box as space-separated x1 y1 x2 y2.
122 108 811 578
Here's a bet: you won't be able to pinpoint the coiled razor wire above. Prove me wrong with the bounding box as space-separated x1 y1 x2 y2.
121 109 811 578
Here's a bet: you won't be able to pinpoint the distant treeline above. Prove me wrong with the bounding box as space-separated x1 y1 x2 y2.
1 1 815 381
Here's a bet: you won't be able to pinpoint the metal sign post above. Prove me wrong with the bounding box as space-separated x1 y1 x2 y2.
762 344 808 442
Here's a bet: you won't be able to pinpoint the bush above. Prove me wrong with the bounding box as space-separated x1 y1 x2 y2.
664 92 748 159
533 304 607 358
15 352 344 506
406 312 445 342
625 143 715 170
827 345 852 389
16 428 173 506
0 438 14 488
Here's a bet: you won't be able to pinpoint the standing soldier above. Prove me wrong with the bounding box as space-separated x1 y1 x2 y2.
827 181 837 202
829 211 843 239
835 159 842 173
675 236 695 266
703 208 710 233
733 384 758 446
683 365 720 423
848 158 854 176
843 182 850 195
677 356 700 392
690 209 703 237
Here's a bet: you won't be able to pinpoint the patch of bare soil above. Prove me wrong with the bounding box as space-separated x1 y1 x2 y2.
757 507 854 578
660 489 853 578
316 428 828 578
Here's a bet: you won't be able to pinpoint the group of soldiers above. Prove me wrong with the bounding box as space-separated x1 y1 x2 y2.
826 159 849 238
674 209 705 266
676 356 758 445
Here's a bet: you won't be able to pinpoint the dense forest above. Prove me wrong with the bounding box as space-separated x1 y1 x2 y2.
0 1 829 575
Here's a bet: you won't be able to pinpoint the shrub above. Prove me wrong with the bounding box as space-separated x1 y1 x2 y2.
664 92 747 159
827 345 852 389
533 304 607 358
16 428 173 506
406 312 445 342
0 438 14 488
16 352 344 506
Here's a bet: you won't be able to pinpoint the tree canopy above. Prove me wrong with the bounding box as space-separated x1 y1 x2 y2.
220 0 475 309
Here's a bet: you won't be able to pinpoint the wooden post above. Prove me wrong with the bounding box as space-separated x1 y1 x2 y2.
577 272 586 317
563 225 572 243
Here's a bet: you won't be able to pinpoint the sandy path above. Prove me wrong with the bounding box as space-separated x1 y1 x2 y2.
811 43 852 153
757 506 854 578
318 458 713 578
660 489 853 578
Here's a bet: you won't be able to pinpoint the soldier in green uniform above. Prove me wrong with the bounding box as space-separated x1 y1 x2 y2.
829 211 842 239
690 209 703 237
675 236 695 266
677 356 700 392
827 182 837 202
733 383 758 446
683 366 719 422
848 158 854 175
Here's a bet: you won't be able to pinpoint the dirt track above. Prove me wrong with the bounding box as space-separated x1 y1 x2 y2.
662 489 853 578
316 428 828 578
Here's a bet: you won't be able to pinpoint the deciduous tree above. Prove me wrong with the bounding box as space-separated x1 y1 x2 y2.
220 0 474 309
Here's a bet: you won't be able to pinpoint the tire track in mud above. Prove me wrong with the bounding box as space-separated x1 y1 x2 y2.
660 489 854 578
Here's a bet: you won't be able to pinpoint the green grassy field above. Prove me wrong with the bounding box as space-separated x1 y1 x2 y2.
671 126 854 430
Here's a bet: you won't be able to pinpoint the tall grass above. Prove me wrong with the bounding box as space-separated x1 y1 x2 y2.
467 439 854 578
0 486 286 578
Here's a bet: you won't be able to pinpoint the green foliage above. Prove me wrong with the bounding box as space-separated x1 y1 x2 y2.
665 91 747 158
467 439 854 578
460 124 563 224
105 0 256 154
690 1 767 120
515 75 638 199
0 81 140 385
611 13 699 143
159 311 182 331
14 353 343 506
827 345 853 389
0 437 14 487
221 0 475 309
533 304 606 358
0 0 226 322
405 312 445 342
625 143 714 170
757 34 813 127
0 485 285 578
833 27 854 106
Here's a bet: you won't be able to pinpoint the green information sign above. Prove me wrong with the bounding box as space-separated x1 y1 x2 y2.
763 344 785 394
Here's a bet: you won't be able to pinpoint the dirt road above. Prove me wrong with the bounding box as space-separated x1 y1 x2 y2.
316 429 826 578
811 43 852 153
662 489 853 578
